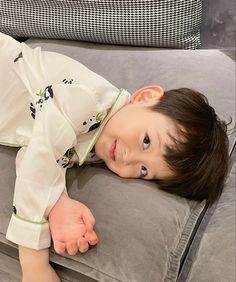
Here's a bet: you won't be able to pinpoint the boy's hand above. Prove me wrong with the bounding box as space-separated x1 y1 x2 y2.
48 193 98 256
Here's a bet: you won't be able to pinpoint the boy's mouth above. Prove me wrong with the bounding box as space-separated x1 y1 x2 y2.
109 140 117 161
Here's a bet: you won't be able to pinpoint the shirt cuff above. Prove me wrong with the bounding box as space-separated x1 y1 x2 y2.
6 214 51 250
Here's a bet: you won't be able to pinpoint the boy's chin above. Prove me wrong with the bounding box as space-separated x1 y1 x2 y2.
104 161 119 176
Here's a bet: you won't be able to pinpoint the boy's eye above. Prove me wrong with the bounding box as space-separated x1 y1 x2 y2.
143 134 150 149
140 165 148 177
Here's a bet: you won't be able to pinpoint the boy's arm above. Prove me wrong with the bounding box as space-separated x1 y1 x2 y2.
6 97 77 250
6 84 100 252
19 246 60 282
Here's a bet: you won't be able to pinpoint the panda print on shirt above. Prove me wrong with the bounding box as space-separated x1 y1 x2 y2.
29 81 106 131
14 51 23 63
29 85 54 119
56 111 106 169
29 81 107 168
29 78 72 119
57 148 75 169
62 78 74 84
82 111 106 133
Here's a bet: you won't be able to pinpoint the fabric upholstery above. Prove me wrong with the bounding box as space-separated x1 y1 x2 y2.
0 0 202 49
182 159 236 282
0 38 235 281
0 145 205 281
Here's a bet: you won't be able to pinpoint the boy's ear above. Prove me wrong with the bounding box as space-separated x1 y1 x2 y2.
131 85 164 104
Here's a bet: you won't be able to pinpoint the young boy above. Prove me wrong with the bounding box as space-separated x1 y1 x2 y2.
0 32 229 282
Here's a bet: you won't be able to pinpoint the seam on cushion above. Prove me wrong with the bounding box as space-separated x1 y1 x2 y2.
164 200 206 282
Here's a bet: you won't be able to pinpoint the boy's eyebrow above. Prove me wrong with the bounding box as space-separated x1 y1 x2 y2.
155 130 163 153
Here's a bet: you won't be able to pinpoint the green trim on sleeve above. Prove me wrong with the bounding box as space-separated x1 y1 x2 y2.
13 213 48 225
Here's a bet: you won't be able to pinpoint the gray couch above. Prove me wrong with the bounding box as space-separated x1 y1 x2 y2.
0 1 235 282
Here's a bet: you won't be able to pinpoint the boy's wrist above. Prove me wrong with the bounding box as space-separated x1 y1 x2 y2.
19 245 50 271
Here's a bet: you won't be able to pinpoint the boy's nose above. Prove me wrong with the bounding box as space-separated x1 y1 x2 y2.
123 149 140 165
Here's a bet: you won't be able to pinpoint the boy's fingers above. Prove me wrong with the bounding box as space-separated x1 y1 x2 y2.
85 231 99 246
66 240 78 256
77 237 89 253
54 240 66 254
82 209 96 232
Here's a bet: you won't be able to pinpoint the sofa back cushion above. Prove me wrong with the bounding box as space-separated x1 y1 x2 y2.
0 0 202 49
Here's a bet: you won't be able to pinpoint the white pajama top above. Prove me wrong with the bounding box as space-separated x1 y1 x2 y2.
0 33 130 249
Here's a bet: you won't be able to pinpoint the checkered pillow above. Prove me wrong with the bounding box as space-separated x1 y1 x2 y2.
0 0 202 49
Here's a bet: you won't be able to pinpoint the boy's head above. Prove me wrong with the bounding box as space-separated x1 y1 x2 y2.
95 86 229 205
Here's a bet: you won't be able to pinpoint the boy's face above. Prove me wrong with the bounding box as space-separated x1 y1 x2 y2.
95 86 178 180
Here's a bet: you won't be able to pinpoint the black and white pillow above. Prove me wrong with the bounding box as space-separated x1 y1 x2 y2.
0 0 202 49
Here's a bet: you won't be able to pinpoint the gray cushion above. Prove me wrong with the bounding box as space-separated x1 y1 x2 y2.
181 158 236 282
0 0 202 49
0 39 235 282
0 145 206 281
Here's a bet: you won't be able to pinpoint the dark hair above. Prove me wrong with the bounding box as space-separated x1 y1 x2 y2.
151 88 229 206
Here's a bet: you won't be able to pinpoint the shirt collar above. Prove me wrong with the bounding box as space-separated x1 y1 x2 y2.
74 88 130 165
